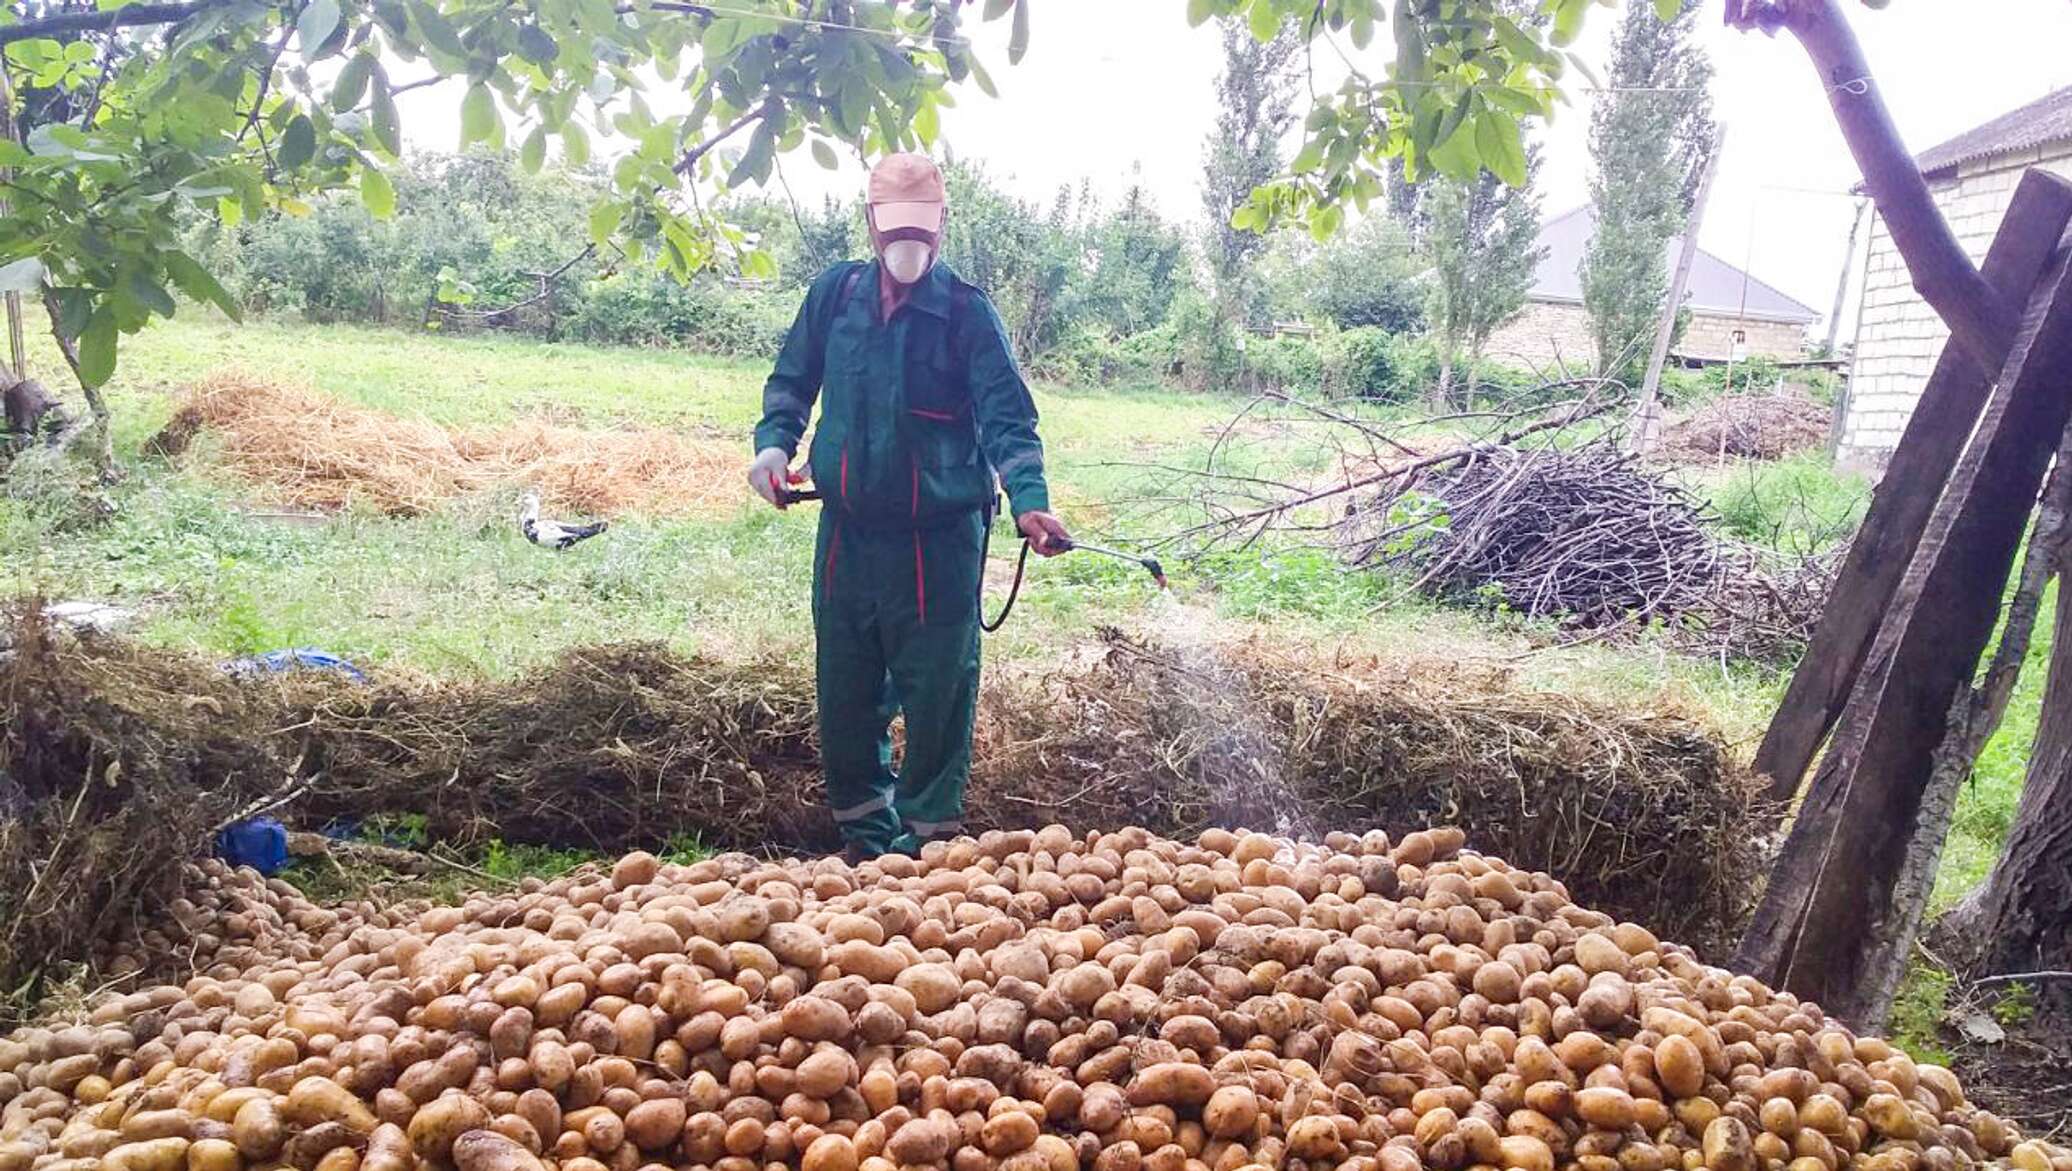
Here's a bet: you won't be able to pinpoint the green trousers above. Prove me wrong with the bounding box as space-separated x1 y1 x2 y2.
813 509 986 856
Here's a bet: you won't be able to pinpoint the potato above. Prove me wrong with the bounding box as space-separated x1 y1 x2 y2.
1702 1117 1754 1171
1574 1087 1637 1130
1202 1087 1258 1140
780 998 851 1043
288 1077 380 1135
231 1097 284 1160
623 1100 686 1151
407 1095 491 1166
1285 1117 1342 1161
186 1137 241 1171
805 1133 860 1171
1654 1035 1705 1099
0 826 2024 1171
105 1138 193 1171
450 1131 544 1171
1127 1064 1215 1108
284 1122 363 1171
360 1124 413 1171
885 1118 957 1165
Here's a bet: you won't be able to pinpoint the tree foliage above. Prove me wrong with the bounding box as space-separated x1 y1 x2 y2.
0 0 1031 393
1414 149 1546 406
1201 13 1298 328
1579 0 1718 383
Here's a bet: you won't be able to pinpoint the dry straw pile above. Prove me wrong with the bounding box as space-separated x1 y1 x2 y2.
1 613 1771 1011
1664 393 1831 464
148 375 739 518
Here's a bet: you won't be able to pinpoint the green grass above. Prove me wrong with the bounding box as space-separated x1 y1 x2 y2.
1685 452 1873 555
3 312 2044 906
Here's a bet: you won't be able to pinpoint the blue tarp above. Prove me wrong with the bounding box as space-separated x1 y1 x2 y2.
222 648 368 683
215 816 289 875
213 648 365 873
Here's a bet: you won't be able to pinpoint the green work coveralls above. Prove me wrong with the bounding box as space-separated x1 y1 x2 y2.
754 259 1051 856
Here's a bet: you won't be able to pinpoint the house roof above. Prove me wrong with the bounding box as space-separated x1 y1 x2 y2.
1914 87 2072 179
1527 206 1819 325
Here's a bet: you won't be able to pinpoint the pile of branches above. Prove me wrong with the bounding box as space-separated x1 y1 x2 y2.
1125 385 1834 663
1351 445 1834 660
1359 447 1730 628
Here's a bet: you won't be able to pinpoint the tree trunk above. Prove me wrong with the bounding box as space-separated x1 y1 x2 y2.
40 291 116 482
1434 353 1455 411
1945 586 2072 998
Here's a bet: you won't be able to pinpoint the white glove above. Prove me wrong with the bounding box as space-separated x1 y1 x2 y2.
747 447 794 507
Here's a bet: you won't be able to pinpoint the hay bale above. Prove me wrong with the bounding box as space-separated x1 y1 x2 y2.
1665 391 1831 462
4 630 1772 996
146 374 741 518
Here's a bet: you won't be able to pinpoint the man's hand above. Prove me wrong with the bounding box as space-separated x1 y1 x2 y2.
747 447 797 509
1018 510 1071 557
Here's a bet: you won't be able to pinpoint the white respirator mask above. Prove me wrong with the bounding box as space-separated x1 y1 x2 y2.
880 238 935 285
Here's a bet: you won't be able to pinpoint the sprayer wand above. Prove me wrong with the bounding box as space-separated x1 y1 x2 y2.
1055 539 1169 590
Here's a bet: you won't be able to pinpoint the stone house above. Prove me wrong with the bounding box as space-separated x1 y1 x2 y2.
1837 87 2072 471
1482 205 1818 375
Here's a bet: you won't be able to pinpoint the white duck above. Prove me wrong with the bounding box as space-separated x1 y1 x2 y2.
518 491 608 551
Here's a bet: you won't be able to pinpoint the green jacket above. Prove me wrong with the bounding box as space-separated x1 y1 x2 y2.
754 259 1050 528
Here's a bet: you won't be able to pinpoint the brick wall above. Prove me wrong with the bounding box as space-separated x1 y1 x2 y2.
1483 299 1809 375
1839 146 2072 471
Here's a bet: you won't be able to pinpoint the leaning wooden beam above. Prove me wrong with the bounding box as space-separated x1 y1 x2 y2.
1735 240 2072 1022
1753 170 2072 802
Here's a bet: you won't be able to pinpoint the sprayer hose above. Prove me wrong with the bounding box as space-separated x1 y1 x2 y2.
981 538 1033 634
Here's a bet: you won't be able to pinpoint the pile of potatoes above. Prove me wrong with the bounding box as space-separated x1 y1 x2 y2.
4 825 2065 1171
92 860 416 984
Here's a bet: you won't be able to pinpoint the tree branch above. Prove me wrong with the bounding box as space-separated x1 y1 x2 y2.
0 0 230 45
239 8 301 152
672 100 773 177
1729 0 2015 373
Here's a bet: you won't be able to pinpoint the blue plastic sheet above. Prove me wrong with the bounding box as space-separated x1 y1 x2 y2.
215 816 289 875
223 648 368 683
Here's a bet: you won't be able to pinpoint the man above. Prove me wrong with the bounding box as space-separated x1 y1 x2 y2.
748 153 1069 861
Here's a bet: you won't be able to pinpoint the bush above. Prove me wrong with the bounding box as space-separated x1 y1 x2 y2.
1248 334 1326 393
1322 327 1398 400
569 274 795 357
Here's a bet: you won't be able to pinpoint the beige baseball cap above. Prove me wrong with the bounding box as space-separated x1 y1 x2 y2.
867 153 947 232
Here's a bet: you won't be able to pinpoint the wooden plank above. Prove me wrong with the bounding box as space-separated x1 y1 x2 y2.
1734 240 2072 1021
1754 170 2072 802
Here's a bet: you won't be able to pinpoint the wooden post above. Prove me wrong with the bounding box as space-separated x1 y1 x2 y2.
1630 127 1725 454
1753 170 2072 802
1826 198 1868 356
1734 236 2072 1023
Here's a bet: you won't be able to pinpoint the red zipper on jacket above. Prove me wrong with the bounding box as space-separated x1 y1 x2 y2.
839 446 850 506
910 456 919 520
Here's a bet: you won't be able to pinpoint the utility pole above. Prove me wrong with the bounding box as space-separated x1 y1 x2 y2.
1630 125 1726 454
1826 197 1868 355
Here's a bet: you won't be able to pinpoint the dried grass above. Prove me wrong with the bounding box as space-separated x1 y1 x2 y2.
151 374 739 518
1665 391 1832 463
2 612 1775 1009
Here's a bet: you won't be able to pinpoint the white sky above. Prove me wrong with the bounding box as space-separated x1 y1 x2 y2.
402 2 2072 339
